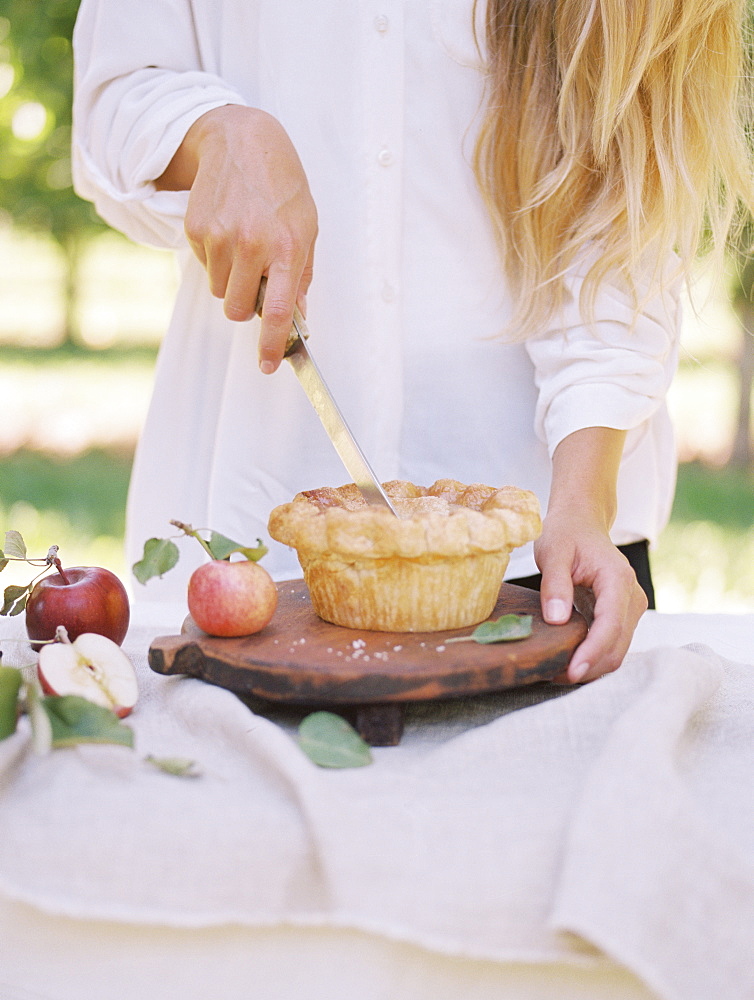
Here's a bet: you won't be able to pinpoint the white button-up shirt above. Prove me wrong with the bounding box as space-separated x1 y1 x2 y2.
72 0 681 600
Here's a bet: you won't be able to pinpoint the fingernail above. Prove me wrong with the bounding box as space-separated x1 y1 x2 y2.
544 599 570 623
569 661 590 683
260 360 276 375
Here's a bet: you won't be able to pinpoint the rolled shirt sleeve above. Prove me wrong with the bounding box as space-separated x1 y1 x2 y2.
72 0 248 248
525 258 683 457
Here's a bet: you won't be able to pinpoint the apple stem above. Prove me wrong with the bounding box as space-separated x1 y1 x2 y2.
169 520 215 559
50 552 70 585
55 626 72 645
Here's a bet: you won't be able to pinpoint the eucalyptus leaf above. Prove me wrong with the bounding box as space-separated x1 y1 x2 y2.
145 754 201 778
207 532 268 562
0 666 22 741
1 584 29 617
446 613 534 645
299 711 373 768
3 530 26 560
42 696 135 748
132 537 180 585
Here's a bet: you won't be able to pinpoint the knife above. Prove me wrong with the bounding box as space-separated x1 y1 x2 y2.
255 278 398 515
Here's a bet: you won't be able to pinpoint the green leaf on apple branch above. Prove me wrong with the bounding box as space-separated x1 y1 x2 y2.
1 584 30 617
206 532 268 562
0 552 8 573
0 666 23 741
3 530 26 560
42 696 135 749
298 711 373 769
132 537 181 585
145 754 202 778
446 613 534 645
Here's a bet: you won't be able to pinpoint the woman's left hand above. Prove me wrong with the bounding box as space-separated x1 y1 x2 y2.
536 426 648 684
534 511 648 683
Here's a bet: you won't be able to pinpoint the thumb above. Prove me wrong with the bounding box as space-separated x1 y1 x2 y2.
539 565 574 625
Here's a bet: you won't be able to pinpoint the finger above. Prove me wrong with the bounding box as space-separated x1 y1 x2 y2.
296 250 315 316
257 262 302 373
184 205 233 299
222 236 267 322
538 562 575 626
205 244 235 302
567 574 646 684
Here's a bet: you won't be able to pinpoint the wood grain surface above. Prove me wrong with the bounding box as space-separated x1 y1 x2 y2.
148 579 587 707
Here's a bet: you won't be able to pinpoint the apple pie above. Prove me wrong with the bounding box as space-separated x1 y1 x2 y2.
268 479 541 632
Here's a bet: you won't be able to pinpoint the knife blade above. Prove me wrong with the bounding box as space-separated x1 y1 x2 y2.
255 279 398 515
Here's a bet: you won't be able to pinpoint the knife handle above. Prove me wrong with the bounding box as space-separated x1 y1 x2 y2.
254 276 309 357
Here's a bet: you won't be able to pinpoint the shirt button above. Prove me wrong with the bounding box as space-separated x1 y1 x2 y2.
377 148 393 166
374 15 389 33
381 283 396 303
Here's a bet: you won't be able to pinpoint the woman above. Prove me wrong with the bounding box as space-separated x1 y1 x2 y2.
72 0 753 682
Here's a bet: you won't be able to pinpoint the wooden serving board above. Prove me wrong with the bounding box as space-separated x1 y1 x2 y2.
148 579 587 745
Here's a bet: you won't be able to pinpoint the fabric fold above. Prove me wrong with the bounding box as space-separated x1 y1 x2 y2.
1 612 752 1000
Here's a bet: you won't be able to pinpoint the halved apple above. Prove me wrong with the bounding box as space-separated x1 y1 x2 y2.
37 632 139 718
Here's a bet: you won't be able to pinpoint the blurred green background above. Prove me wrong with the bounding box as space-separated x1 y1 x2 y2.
1 1 754 611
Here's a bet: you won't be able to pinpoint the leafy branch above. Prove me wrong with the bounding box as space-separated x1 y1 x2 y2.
133 520 268 585
0 530 71 617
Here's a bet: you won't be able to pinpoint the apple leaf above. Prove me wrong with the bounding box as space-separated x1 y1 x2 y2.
445 613 534 645
1 584 30 617
132 537 181 585
3 530 26 560
206 532 268 562
298 711 373 768
25 682 52 755
0 551 7 573
145 754 202 778
41 695 135 748
0 666 23 741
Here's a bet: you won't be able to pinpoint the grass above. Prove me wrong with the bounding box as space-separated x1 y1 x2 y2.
0 448 134 592
652 463 754 612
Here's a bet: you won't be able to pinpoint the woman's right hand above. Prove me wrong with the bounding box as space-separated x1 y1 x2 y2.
156 104 318 373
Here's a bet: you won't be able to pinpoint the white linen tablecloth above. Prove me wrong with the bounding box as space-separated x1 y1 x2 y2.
0 604 753 1000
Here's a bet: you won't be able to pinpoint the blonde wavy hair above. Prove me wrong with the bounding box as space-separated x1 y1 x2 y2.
472 0 754 333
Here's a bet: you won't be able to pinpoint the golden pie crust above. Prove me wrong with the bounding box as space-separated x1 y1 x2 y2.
268 479 541 632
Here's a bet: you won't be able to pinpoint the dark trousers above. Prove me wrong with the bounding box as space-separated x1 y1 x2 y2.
507 539 656 610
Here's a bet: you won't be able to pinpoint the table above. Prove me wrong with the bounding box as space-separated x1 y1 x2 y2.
1 603 753 1000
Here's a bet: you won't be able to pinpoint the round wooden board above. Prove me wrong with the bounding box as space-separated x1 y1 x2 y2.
148 579 587 706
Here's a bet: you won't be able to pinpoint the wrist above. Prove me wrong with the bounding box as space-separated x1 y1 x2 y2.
547 426 626 532
156 103 258 191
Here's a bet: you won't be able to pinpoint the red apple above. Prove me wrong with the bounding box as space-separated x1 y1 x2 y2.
37 631 138 717
25 566 130 647
188 559 278 637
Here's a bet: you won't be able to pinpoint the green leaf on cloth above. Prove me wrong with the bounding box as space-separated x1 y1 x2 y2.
299 711 373 768
42 695 135 748
446 614 534 645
